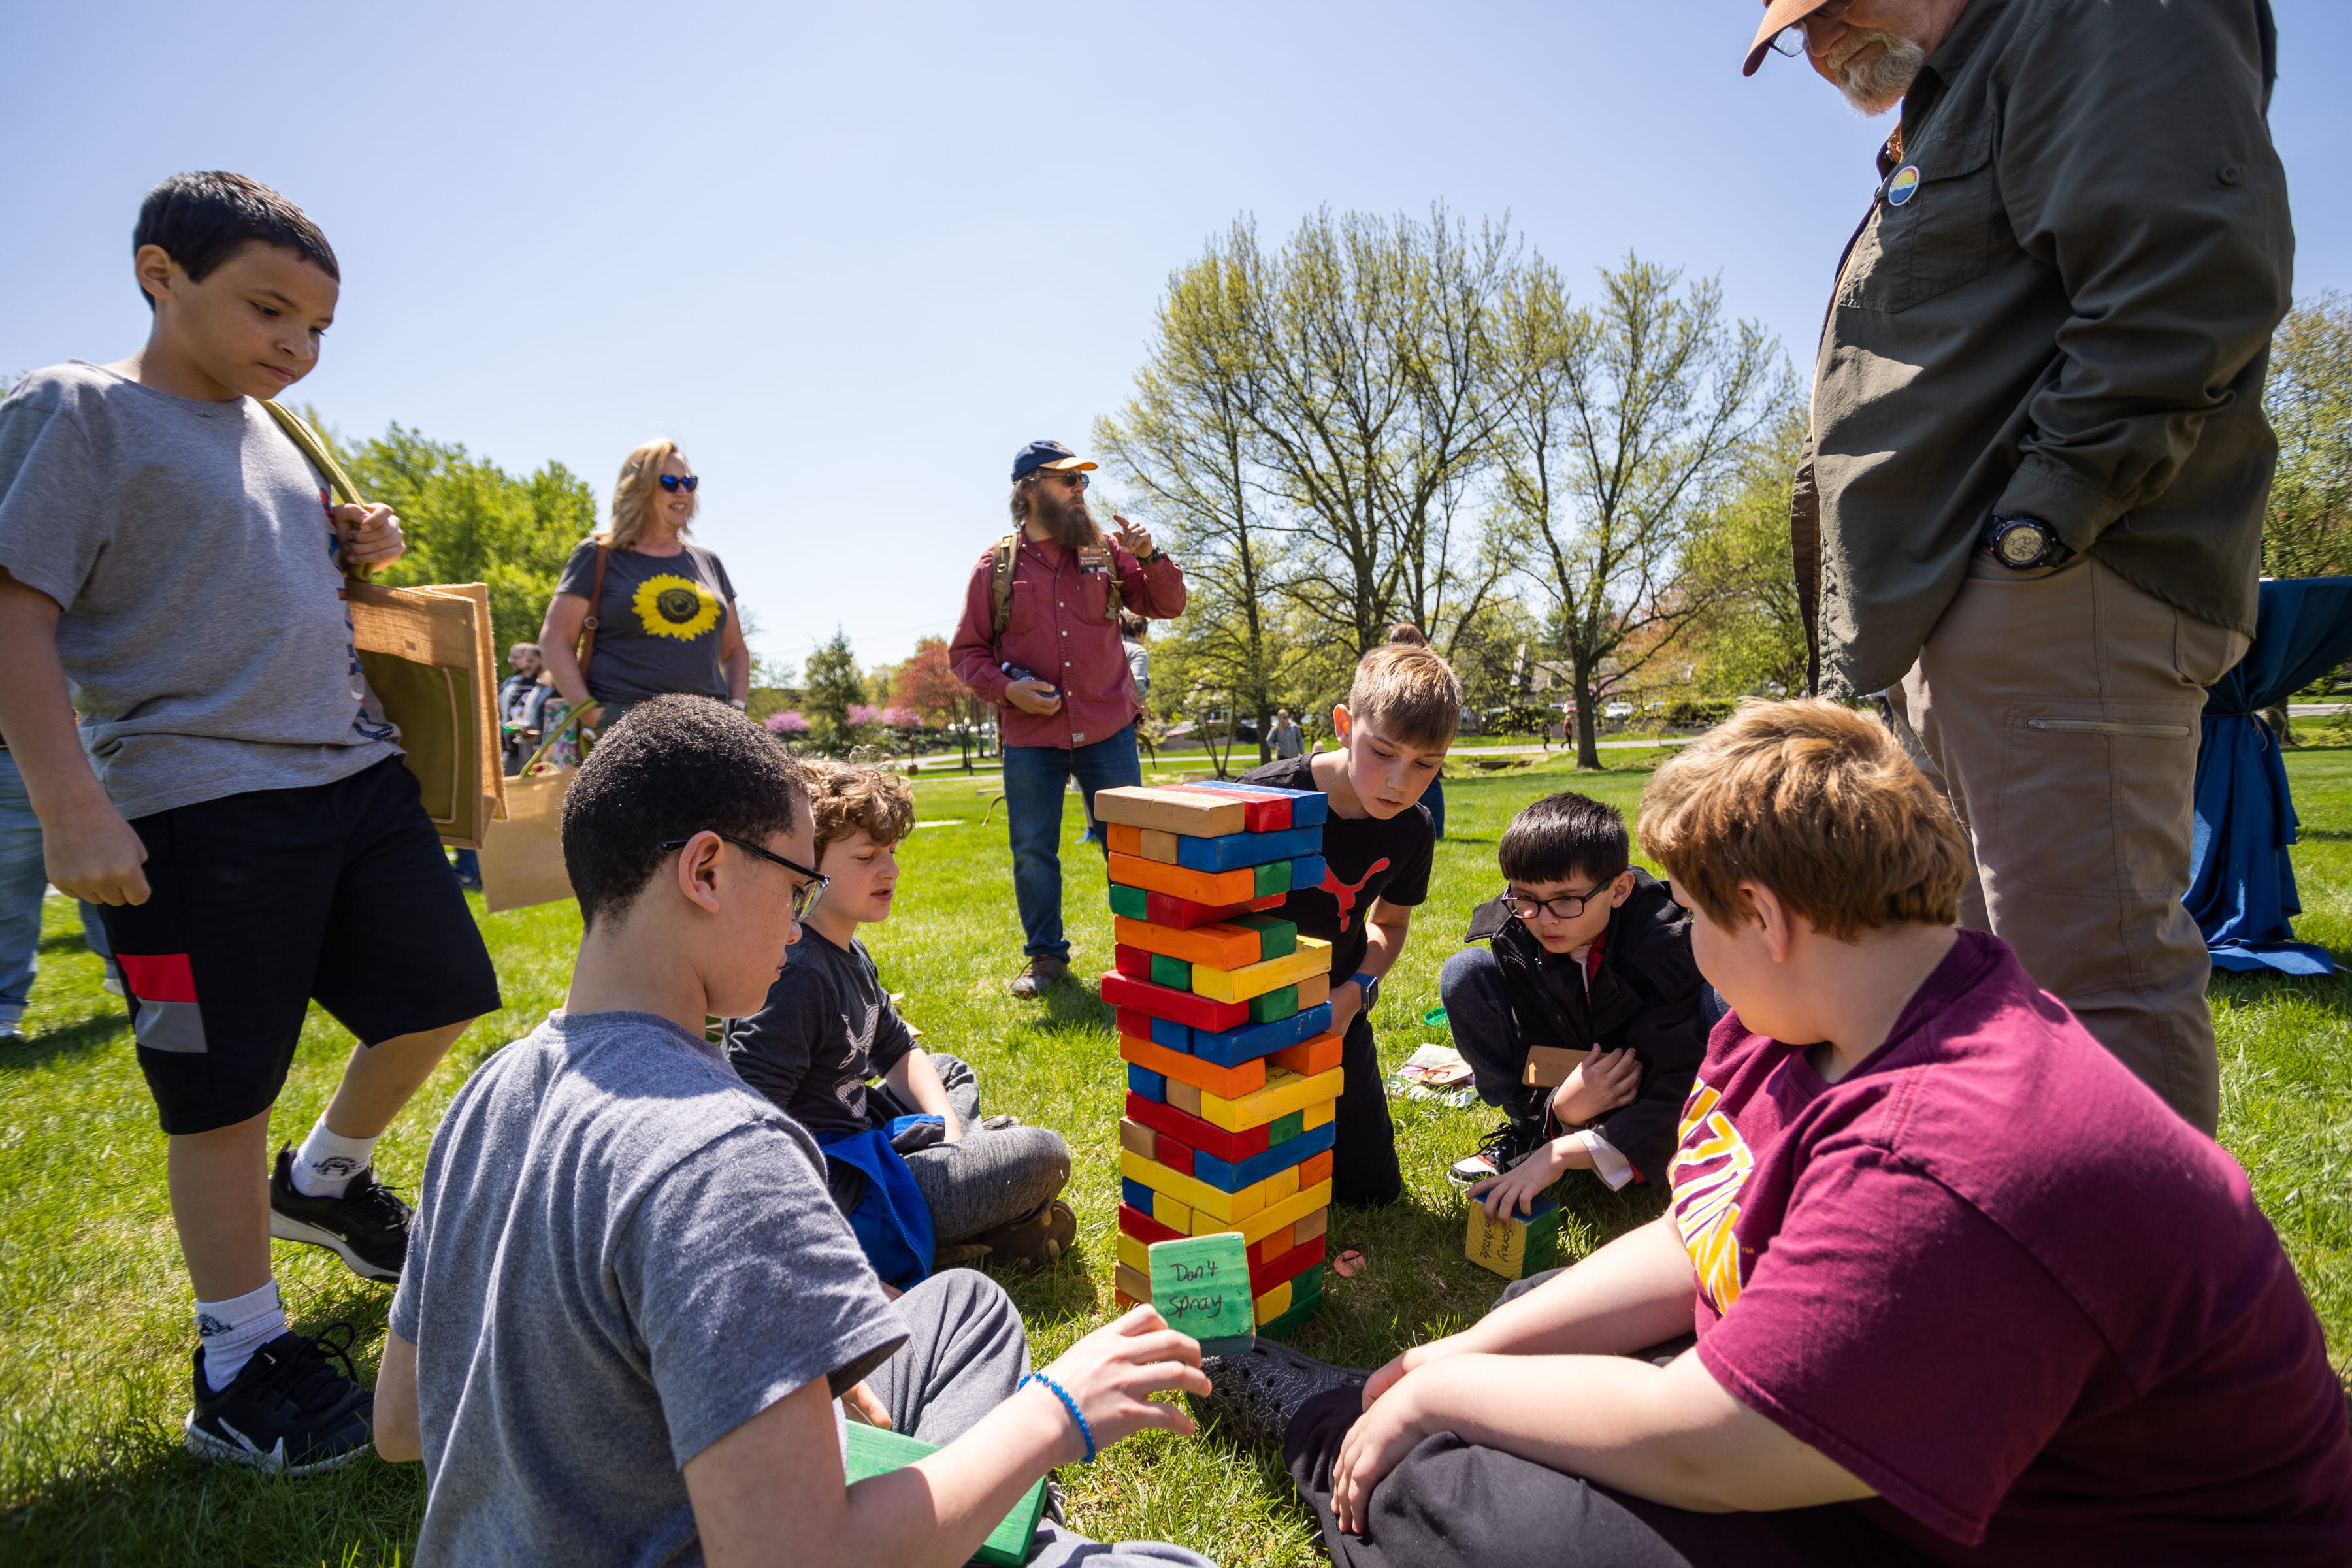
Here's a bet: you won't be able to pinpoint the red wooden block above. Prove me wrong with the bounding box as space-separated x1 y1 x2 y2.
1156 1134 1196 1177
1125 1092 1269 1166
1113 944 1154 980
1099 971 1249 1033
1167 783 1292 833
1143 889 1289 930
1119 1203 1185 1245
1249 1235 1329 1296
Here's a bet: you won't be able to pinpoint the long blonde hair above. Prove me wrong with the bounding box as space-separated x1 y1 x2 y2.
598 440 697 551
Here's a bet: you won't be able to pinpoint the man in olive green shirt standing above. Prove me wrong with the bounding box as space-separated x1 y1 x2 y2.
1745 0 2293 1132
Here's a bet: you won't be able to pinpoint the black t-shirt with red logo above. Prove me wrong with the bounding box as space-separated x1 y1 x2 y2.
1239 753 1434 982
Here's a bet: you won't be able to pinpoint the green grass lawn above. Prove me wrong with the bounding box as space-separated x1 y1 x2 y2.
3 745 2349 1565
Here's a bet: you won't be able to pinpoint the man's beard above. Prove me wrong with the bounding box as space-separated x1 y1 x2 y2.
1034 486 1100 551
1829 27 1927 114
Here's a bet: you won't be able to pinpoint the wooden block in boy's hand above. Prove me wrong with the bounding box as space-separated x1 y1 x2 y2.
1465 1194 1562 1280
1522 1045 1585 1088
1148 1232 1256 1356
1092 786 1249 838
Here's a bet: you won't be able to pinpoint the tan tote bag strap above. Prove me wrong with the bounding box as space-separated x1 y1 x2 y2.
577 544 611 683
259 400 376 581
515 702 589 777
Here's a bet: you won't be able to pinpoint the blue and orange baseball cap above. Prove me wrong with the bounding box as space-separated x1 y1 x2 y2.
1011 440 1099 482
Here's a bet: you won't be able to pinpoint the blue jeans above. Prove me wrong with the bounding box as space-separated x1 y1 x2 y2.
1004 725 1141 962
0 751 44 1030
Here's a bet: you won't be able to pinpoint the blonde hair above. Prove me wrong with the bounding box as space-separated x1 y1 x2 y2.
598 440 696 551
1637 699 1970 940
802 760 917 862
1346 643 1462 751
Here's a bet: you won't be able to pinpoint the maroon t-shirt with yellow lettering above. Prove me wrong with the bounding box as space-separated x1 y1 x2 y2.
1672 930 2352 1560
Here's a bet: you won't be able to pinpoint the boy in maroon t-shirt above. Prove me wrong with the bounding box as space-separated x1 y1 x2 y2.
1210 699 2352 1566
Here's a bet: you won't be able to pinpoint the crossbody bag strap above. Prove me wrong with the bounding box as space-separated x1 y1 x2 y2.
577 544 611 684
259 400 375 581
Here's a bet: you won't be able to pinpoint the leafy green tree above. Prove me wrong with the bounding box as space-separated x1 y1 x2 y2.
803 627 864 753
2262 292 2352 578
1678 398 1813 699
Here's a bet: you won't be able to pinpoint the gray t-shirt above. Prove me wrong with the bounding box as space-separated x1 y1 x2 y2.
391 1009 907 1568
557 539 738 704
0 363 399 820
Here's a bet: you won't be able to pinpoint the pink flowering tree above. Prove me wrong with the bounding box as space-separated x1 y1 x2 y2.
765 711 809 736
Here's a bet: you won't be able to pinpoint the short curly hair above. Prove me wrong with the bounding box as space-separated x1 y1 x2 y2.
802 760 916 862
561 695 808 931
1637 698 1968 939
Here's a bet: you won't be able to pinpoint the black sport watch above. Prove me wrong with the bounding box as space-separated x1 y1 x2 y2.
1983 514 2074 571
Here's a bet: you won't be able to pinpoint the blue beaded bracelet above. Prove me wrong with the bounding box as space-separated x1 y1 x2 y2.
1018 1371 1096 1464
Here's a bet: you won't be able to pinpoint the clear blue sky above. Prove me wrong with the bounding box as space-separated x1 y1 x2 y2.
5 0 2345 678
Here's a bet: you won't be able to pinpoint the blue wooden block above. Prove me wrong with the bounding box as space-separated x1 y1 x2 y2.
1173 824 1327 874
1288 855 1327 893
1122 1175 1157 1213
1188 1002 1334 1067
1189 1120 1337 1192
1150 1015 1191 1053
1188 781 1330 826
1128 1063 1166 1101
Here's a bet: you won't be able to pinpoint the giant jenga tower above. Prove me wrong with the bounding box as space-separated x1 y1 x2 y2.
1092 780 1343 1341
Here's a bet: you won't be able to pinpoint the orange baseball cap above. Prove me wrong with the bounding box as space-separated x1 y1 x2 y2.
1744 0 1831 76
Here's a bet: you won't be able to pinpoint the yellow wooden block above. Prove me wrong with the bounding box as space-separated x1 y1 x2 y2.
1261 1162 1299 1207
1093 786 1247 837
1115 1261 1154 1303
1196 1063 1348 1133
1122 1151 1267 1224
1465 1198 1563 1281
1254 1279 1292 1324
1151 1190 1193 1232
1168 1078 1203 1117
1301 1098 1334 1131
1118 1232 1149 1275
1207 1179 1335 1246
1190 937 1335 1004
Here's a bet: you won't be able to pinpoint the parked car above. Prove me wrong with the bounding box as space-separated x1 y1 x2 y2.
1603 702 1634 720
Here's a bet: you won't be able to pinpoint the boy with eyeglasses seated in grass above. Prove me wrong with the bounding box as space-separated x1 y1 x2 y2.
1209 699 2352 1565
376 697 1218 1568
1440 791 1709 1207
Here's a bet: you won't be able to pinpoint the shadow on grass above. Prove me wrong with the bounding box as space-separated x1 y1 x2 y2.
1032 982 1115 1035
3 1009 129 1070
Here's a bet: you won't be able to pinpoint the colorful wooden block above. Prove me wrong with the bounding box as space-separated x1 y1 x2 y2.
1189 1120 1336 1194
1288 855 1328 893
1270 1030 1343 1077
1149 1232 1257 1355
1294 1205 1330 1244
1188 1003 1333 1068
1113 915 1264 971
1126 1092 1269 1165
1120 1149 1271 1224
846 1423 1046 1567
1092 786 1249 837
1131 889 1288 930
1268 1109 1305 1145
1113 944 1152 981
1247 985 1300 1024
1119 1116 1198 1177
1119 1034 1267 1100
1192 936 1335 1004
1126 1063 1166 1100
1100 971 1249 1033
1216 1179 1334 1245
1150 952 1192 990
1181 779 1330 828
1227 911 1297 959
1119 1202 1185 1246
1256 1291 1322 1341
1109 853 1260 907
1298 1149 1333 1190
1163 783 1290 832
1194 1063 1348 1134
1259 1161 1301 1207
1105 823 1184 863
1153 1190 1193 1231
1119 1117 1156 1160
1296 971 1331 1009
1254 1279 1292 1323
1250 1213 1330 1269
1250 859 1292 899
1301 1098 1333 1131
1115 1260 1153 1304
1175 824 1326 874
1465 1195 1562 1280
1167 1077 1203 1117
1249 1235 1328 1297
1522 1046 1583 1087
1107 881 1151 921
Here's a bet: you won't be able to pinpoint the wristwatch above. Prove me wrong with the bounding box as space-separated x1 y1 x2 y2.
1350 970 1380 1011
1983 514 2074 571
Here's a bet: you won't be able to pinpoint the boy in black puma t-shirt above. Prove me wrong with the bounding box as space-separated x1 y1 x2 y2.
1241 644 1460 1204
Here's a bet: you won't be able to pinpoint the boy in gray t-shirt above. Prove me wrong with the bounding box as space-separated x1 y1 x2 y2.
0 173 499 1477
378 698 1218 1568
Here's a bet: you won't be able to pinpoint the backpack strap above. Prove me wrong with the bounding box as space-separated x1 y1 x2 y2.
990 533 1021 637
260 400 372 580
578 545 611 684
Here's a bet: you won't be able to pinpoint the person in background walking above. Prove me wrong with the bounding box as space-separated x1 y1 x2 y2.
1120 612 1151 706
1749 0 2292 1132
1388 625 1446 840
1270 707 1304 761
538 442 750 744
949 441 1186 998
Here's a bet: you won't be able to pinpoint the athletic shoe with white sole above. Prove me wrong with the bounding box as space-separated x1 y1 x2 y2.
1194 1339 1370 1449
269 1147 413 1283
1446 1118 1548 1186
186 1326 374 1475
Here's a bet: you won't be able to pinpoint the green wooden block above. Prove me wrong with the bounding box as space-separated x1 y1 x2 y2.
1229 912 1297 961
1247 984 1299 1024
845 1422 1047 1566
1290 1259 1324 1305
1252 858 1292 898
1256 1291 1322 1341
1267 1108 1305 1145
1149 1232 1255 1352
1109 882 1149 920
1151 951 1192 990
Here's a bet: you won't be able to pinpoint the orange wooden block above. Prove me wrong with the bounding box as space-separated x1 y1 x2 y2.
1106 823 1183 863
1298 1149 1333 1189
1107 853 1258 906
1113 915 1261 971
1118 1034 1268 1100
1271 1031 1343 1077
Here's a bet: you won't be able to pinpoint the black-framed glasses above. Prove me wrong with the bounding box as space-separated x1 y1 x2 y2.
659 832 828 918
1769 0 1852 55
1504 886 1601 921
659 474 700 493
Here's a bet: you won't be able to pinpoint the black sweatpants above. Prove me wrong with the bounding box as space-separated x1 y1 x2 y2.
1331 1012 1402 1206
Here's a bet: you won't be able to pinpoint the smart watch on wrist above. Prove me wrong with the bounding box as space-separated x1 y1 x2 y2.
1350 970 1380 1011
1983 514 2074 571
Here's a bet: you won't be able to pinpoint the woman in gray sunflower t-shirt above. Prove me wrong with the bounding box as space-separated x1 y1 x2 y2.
539 440 749 740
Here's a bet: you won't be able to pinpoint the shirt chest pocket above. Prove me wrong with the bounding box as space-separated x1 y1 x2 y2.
1837 125 1996 315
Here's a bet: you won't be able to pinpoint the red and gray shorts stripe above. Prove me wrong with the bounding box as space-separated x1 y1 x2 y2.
118 951 208 1055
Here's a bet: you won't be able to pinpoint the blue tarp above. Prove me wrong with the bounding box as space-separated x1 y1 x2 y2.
2185 577 2352 975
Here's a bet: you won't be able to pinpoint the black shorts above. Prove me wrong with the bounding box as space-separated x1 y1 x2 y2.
101 756 502 1135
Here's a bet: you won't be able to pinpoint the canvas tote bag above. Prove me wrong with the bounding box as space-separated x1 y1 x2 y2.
262 402 505 849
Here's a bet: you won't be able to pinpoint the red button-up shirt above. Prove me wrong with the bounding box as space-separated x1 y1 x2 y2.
949 534 1186 750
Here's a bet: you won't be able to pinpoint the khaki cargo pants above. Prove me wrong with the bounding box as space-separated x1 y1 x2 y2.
1894 554 2248 1134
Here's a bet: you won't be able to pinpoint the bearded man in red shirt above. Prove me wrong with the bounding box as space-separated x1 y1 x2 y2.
949 442 1185 997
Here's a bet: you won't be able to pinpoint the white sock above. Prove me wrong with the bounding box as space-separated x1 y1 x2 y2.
195 1279 286 1392
291 1118 378 1200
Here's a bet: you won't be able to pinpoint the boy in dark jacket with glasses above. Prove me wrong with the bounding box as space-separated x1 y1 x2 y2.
1440 792 1709 1207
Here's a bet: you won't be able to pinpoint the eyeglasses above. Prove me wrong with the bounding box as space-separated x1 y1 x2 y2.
658 474 700 493
1037 470 1089 490
658 832 828 919
1769 0 1853 55
1504 886 1601 921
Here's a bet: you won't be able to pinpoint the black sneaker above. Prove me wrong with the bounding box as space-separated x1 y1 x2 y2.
961 1198 1077 1270
1194 1339 1369 1449
186 1326 374 1475
1448 1118 1547 1186
269 1147 413 1283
